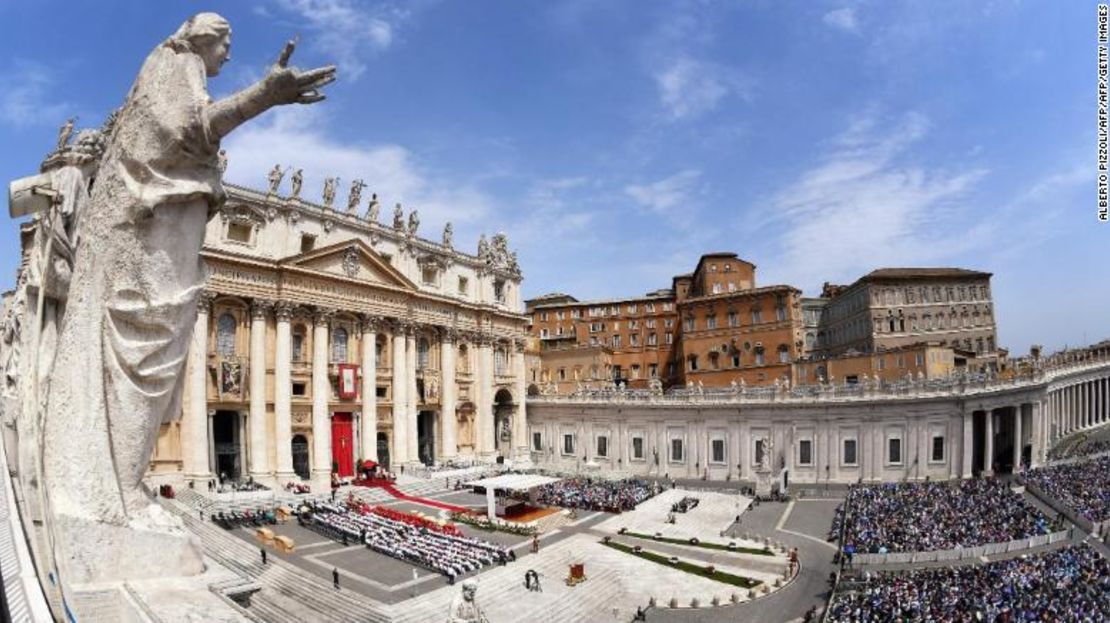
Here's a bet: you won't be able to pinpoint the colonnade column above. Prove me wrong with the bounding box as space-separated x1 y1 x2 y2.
512 339 528 461
183 293 213 482
983 409 994 476
1012 405 1023 472
406 328 419 464
1029 402 1043 469
248 301 271 481
310 310 332 483
440 329 458 460
476 334 496 459
391 324 408 465
961 411 973 478
360 317 378 462
273 303 295 480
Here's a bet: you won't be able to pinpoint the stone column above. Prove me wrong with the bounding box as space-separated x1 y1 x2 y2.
391 323 408 465
311 310 332 483
440 329 458 460
512 339 529 461
360 317 378 462
983 409 994 476
184 293 213 482
406 328 419 464
1029 402 1043 469
961 411 973 479
476 334 496 458
273 303 295 480
248 300 271 481
1012 405 1023 472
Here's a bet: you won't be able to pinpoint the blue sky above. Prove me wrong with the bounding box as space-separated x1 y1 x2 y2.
0 1 1104 354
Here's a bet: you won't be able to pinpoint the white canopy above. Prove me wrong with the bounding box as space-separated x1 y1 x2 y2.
463 474 561 492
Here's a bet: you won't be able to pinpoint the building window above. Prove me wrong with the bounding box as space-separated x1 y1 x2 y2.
558 367 566 381
494 280 506 304
227 222 252 244
727 311 738 327
292 382 307 396
684 316 695 331
931 436 945 462
628 304 637 314
754 347 765 366
778 344 789 363
292 325 306 362
458 276 469 296
597 436 609 458
799 439 813 466
670 438 684 463
888 438 902 464
417 338 430 369
843 439 858 465
533 432 543 452
688 355 698 371
665 318 674 329
300 233 316 253
916 353 925 366
647 333 657 346
563 434 575 455
649 363 658 378
731 353 740 367
216 312 237 356
754 439 765 466
711 439 725 463
332 327 349 363
612 335 621 349
630 364 640 379
630 334 640 347
632 437 644 460
776 306 786 321
495 348 508 375
665 333 674 345
706 315 717 330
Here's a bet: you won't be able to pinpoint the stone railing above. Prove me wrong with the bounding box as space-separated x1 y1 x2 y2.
849 528 1073 566
528 356 1110 406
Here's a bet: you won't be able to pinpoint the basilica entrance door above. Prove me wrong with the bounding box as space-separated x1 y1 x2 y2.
331 412 354 478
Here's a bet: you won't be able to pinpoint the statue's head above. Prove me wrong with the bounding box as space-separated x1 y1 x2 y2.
462 579 478 600
169 13 232 77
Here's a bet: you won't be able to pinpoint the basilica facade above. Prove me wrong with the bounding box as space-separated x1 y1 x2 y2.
145 182 530 487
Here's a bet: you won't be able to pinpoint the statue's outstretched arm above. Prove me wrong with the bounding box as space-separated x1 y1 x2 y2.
209 39 335 139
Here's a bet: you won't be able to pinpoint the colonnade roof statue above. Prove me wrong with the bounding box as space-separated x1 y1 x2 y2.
40 12 335 585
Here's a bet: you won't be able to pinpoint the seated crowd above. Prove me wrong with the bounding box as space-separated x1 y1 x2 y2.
1048 435 1110 461
1023 455 1110 524
837 479 1055 554
301 501 513 583
530 477 656 513
827 544 1110 622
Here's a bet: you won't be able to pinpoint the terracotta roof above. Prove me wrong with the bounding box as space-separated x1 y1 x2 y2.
863 268 991 280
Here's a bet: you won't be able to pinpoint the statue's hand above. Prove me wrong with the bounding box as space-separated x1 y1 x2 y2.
263 39 336 105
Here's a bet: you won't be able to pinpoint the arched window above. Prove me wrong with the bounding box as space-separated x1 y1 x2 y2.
332 327 349 363
292 324 307 362
417 338 430 369
216 313 237 356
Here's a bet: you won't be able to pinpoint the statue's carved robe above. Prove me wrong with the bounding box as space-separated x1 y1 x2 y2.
45 40 223 524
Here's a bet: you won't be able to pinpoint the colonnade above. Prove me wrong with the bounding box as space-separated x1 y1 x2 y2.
1046 377 1110 441
181 293 529 486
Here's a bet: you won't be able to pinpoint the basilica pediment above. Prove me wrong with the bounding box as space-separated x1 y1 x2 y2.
279 239 416 290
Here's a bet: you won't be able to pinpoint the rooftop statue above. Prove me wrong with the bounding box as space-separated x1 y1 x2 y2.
42 12 334 584
442 222 453 248
56 117 76 151
267 163 286 194
393 202 404 229
290 167 303 199
323 176 339 207
407 209 420 236
366 192 380 222
348 178 366 213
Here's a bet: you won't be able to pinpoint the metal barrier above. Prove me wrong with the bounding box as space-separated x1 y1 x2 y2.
850 530 1070 566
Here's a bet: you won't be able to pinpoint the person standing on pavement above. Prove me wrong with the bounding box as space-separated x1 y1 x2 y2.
333 567 340 590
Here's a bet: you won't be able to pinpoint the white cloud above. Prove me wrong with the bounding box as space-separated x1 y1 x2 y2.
271 0 405 79
765 111 988 291
222 106 493 234
823 7 859 33
0 61 70 127
654 58 748 121
624 169 702 213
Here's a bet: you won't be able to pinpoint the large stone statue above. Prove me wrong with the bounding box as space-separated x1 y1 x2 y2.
323 176 339 207
393 202 404 229
407 209 420 236
267 163 286 194
56 117 76 151
42 13 335 583
366 192 380 222
290 167 303 199
442 221 453 248
446 579 489 623
347 178 366 213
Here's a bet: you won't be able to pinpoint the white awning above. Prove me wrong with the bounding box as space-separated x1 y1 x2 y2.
463 474 561 492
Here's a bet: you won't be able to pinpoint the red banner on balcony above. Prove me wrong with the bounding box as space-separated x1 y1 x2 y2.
338 364 359 399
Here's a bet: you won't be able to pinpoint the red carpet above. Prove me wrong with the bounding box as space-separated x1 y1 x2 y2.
374 483 469 513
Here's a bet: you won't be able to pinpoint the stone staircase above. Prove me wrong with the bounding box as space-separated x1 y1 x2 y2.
161 497 392 622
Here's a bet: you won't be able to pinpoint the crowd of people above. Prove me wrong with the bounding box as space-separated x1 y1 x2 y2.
530 477 657 513
1023 455 1110 524
836 479 1055 554
1048 435 1110 461
827 544 1110 621
300 501 514 583
284 482 311 494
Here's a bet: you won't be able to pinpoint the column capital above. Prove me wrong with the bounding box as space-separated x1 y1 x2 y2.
513 338 527 353
358 315 383 334
313 307 337 327
197 290 217 314
274 301 296 322
439 326 460 344
251 298 275 320
474 331 495 347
